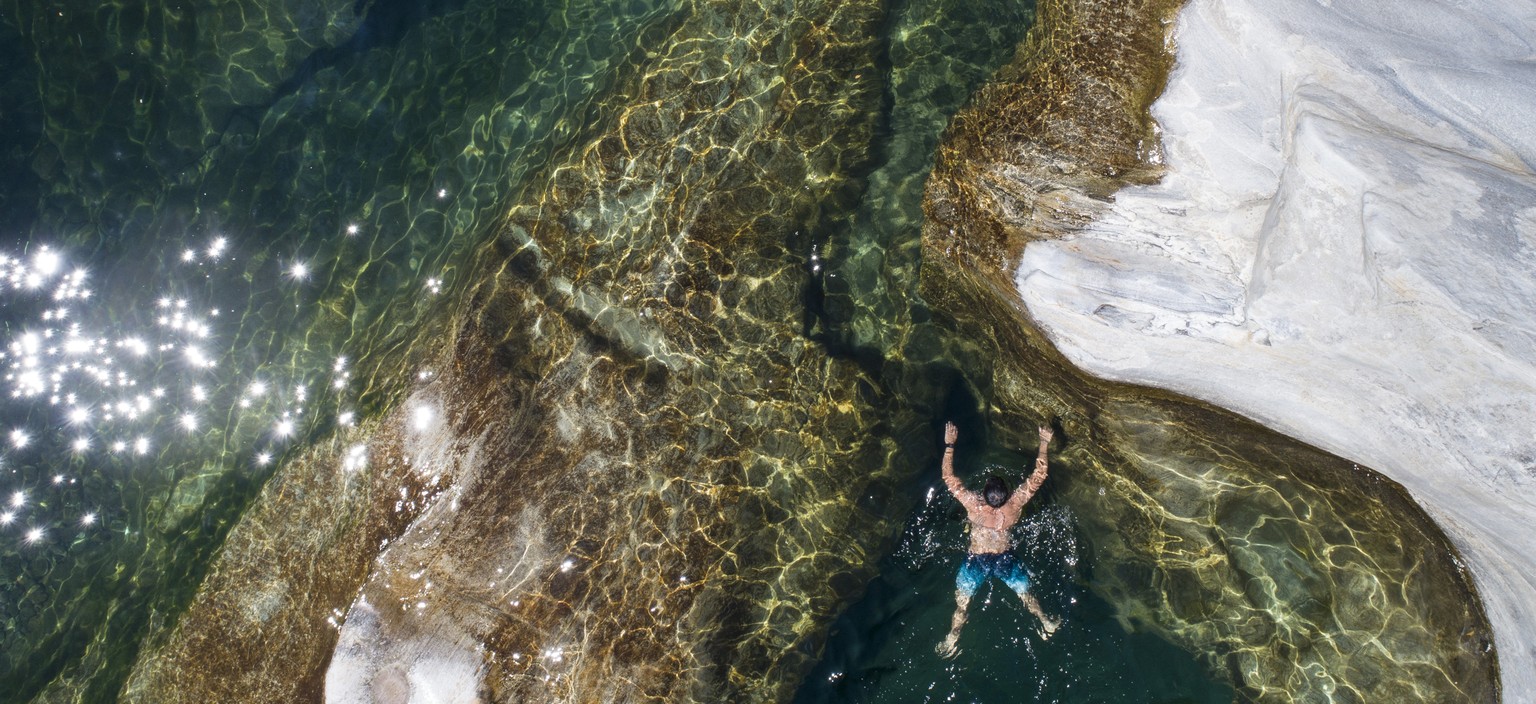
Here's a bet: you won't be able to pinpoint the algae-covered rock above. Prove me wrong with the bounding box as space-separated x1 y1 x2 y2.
122 1 930 701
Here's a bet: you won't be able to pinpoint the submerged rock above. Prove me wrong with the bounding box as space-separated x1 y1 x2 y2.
123 1 926 701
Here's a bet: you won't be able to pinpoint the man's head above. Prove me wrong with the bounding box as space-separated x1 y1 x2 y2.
983 475 1011 508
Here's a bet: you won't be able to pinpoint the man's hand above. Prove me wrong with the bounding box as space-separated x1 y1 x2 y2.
1039 425 1054 443
945 421 959 445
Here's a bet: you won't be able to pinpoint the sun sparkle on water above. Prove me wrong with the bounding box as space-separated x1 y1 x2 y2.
0 236 443 552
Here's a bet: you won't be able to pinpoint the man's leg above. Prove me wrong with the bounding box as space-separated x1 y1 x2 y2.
1017 590 1060 639
938 558 982 657
936 590 971 658
1004 564 1060 639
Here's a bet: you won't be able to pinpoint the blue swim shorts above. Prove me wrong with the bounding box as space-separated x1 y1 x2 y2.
956 552 1031 598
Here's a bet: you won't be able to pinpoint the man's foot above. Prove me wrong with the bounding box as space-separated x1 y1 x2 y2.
1039 617 1061 640
936 633 961 659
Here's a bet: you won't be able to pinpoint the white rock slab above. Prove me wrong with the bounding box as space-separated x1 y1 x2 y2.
1016 0 1536 698
325 599 484 704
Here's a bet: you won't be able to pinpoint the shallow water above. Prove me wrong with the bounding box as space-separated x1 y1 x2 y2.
0 0 1496 700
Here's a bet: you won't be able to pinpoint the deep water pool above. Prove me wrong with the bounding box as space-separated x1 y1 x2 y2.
797 444 1234 704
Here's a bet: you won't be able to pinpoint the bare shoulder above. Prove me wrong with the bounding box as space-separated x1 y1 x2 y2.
957 490 985 515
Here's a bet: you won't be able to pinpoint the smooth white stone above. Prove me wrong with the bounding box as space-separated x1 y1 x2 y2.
325 600 483 704
1017 0 1536 698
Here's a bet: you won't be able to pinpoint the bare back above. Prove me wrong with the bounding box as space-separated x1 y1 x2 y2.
940 423 1052 555
958 497 1024 554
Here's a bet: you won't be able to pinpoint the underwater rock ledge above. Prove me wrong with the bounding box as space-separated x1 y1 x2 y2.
121 1 924 701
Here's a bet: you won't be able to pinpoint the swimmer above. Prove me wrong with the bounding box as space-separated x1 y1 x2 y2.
936 421 1061 658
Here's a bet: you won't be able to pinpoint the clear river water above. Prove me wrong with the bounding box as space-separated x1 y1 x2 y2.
0 0 1496 701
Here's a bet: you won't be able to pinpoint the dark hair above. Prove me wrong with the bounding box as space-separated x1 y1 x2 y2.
983 476 1011 508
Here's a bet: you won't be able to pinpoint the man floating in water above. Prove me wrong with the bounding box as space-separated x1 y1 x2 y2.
937 421 1061 657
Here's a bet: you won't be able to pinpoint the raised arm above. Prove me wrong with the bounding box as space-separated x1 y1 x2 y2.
1009 425 1054 509
941 422 963 495
940 418 989 510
